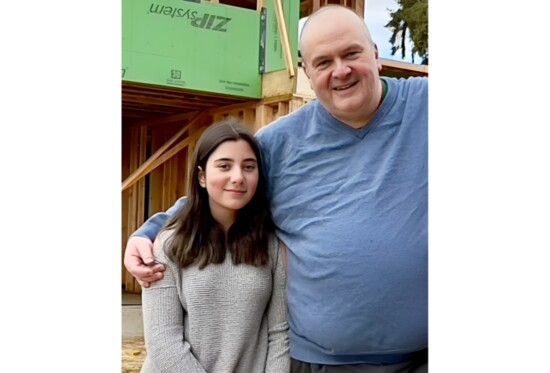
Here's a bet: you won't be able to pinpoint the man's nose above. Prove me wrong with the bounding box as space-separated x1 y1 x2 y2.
332 59 351 79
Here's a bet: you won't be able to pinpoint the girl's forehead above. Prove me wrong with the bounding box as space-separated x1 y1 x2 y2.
208 139 256 161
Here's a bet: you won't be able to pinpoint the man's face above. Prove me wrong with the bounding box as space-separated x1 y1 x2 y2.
301 8 383 127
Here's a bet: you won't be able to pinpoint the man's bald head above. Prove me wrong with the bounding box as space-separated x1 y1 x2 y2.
299 5 374 60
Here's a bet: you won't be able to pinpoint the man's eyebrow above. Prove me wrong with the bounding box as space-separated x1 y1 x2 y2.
310 54 328 66
310 45 363 65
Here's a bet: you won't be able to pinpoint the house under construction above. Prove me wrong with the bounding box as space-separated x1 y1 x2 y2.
121 0 428 295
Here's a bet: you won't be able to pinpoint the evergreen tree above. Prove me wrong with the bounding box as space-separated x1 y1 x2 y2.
385 0 428 65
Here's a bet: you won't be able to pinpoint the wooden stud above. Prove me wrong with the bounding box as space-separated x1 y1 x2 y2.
274 0 295 78
122 121 192 192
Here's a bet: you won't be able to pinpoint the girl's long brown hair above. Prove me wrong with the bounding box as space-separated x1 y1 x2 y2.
161 118 274 269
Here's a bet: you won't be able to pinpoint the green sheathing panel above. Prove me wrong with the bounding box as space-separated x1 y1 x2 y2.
122 0 261 98
263 0 299 73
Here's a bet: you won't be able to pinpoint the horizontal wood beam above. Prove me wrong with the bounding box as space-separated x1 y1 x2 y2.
126 111 200 128
380 58 429 75
121 112 203 192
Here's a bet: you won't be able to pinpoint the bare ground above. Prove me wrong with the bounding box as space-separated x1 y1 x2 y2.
122 337 147 373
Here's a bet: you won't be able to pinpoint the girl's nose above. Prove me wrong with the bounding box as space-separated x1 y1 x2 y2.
231 169 244 183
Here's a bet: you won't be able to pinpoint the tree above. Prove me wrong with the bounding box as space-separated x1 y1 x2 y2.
385 0 428 65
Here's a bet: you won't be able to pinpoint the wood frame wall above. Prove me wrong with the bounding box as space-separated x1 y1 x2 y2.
121 94 314 292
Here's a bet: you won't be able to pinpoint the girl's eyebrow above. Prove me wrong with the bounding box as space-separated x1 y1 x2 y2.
213 158 257 162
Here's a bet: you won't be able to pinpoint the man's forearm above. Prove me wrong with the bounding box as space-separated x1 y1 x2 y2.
132 197 187 241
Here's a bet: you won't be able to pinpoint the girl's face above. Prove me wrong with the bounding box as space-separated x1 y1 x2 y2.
198 139 259 230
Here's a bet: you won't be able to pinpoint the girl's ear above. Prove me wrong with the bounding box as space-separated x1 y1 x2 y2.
198 166 206 188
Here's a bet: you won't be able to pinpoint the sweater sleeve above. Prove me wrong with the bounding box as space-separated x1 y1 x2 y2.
131 197 187 241
141 232 207 373
265 239 290 373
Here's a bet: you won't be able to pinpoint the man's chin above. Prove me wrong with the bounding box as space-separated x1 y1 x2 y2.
334 102 362 116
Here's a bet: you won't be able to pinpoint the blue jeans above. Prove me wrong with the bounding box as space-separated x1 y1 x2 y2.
290 350 428 373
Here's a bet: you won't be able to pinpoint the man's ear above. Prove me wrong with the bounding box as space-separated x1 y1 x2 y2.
198 167 206 188
302 62 311 80
302 63 314 91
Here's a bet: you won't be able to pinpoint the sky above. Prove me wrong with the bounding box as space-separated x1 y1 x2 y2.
298 0 419 64
364 0 417 63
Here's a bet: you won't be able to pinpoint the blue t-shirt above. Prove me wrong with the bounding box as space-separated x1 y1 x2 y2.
255 77 428 364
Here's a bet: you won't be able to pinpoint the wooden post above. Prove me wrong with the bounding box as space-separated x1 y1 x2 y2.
274 0 295 78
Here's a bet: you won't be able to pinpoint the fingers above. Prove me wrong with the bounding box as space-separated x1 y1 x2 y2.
135 238 155 265
124 236 165 285
143 257 155 265
125 236 154 264
141 263 165 279
125 260 165 287
123 251 151 277
126 261 165 280
139 270 164 286
124 236 155 272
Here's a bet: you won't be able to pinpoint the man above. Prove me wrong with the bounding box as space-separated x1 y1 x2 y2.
125 5 428 372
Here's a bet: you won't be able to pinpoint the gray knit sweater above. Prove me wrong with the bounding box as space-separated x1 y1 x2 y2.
140 230 289 373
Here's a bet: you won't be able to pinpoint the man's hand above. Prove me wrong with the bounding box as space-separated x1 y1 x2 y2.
123 236 165 288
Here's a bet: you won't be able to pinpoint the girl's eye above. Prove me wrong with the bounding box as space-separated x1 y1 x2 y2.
218 164 229 170
244 164 257 171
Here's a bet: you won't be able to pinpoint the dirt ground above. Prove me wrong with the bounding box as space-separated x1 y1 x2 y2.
122 337 147 373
